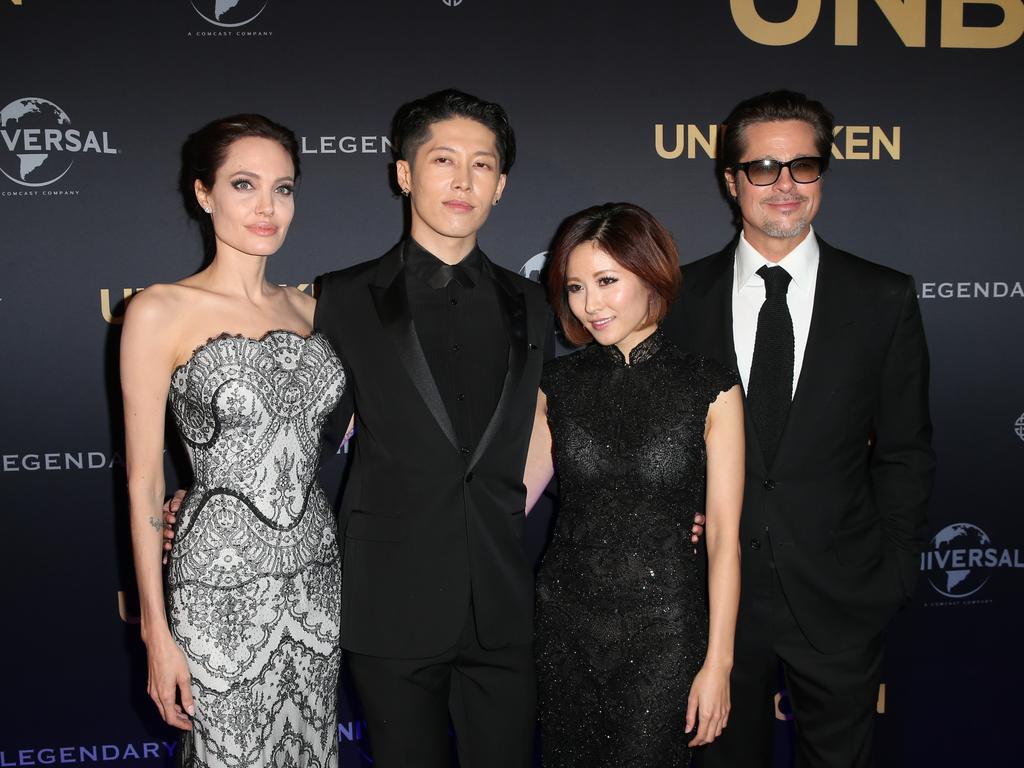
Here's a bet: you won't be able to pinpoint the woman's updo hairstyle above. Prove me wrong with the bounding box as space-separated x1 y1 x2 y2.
178 113 301 261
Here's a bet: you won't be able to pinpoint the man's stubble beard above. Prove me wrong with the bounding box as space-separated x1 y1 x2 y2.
761 216 809 239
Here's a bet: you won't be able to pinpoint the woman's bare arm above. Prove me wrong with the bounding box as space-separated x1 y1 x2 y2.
687 383 744 746
523 389 554 515
121 286 194 730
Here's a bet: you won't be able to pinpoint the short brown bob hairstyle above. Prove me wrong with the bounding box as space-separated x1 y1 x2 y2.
546 202 681 346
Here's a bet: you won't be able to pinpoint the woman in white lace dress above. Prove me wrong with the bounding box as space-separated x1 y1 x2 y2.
122 115 349 768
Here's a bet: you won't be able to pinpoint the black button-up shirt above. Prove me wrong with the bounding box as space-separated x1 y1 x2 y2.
405 239 509 455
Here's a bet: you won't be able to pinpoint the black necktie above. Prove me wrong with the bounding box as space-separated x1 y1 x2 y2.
747 265 794 468
428 263 475 290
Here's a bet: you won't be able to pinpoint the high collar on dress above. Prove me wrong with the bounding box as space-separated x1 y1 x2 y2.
599 327 665 367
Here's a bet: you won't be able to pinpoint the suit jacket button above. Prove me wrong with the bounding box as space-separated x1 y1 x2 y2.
750 538 761 550
465 472 474 484
763 478 776 491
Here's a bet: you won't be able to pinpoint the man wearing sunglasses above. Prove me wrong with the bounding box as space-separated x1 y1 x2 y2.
664 90 935 767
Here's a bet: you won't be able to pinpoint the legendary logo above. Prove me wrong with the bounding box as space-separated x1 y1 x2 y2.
1 451 122 471
0 743 177 765
191 0 269 27
921 523 1023 600
442 0 464 7
300 135 392 155
918 281 1024 299
0 97 117 188
519 251 548 283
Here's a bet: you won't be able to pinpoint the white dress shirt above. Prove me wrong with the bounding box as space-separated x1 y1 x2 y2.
732 228 820 398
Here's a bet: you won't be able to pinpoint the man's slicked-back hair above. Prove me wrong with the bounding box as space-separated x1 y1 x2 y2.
720 90 835 172
391 89 516 174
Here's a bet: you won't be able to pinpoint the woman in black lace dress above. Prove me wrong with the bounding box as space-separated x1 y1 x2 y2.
525 203 744 766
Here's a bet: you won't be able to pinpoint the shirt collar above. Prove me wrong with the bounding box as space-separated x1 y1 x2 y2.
734 226 819 294
405 238 484 288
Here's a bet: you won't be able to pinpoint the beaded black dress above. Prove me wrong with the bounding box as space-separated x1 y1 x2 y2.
535 329 739 767
166 331 347 768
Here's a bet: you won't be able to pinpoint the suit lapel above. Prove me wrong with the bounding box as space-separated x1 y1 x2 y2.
467 258 527 471
691 246 767 474
694 246 741 374
369 242 460 452
774 238 858 466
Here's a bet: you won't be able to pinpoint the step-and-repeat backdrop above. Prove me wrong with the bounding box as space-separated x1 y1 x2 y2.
2 1 1021 766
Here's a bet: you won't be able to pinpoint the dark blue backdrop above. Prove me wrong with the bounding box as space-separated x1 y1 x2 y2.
1 1 1021 766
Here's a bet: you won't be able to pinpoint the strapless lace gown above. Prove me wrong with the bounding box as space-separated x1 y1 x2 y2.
535 330 739 767
166 331 346 768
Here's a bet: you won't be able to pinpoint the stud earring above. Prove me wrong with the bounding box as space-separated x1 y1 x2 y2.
401 189 410 197
203 206 212 213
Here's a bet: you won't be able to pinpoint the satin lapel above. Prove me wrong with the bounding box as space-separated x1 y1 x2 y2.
696 247 766 474
370 243 460 452
774 239 857 466
467 261 527 471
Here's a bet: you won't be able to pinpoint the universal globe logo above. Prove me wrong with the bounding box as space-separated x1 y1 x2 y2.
0 98 117 188
191 0 269 27
519 251 548 283
1015 412 1024 442
921 523 1024 600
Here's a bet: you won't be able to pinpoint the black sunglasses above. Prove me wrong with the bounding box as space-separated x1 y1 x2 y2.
730 156 824 186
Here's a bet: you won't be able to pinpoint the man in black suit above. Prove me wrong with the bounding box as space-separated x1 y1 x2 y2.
314 90 551 768
663 91 935 767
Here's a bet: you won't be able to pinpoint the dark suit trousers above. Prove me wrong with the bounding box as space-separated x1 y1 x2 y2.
697 551 884 768
346 602 536 768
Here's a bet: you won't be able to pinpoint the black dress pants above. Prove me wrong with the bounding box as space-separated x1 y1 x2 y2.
346 603 536 768
696 559 884 768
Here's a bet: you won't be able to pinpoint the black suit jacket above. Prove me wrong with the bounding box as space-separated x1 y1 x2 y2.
662 236 935 653
315 242 552 658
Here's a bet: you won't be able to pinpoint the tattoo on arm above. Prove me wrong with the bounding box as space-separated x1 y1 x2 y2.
149 516 163 532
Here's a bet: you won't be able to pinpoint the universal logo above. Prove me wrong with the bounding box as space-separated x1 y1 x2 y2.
774 684 885 720
920 522 1023 605
519 251 548 283
188 0 273 37
1015 412 1024 442
0 97 119 197
100 284 315 324
442 0 464 7
918 281 1024 300
729 0 1023 48
655 123 900 160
